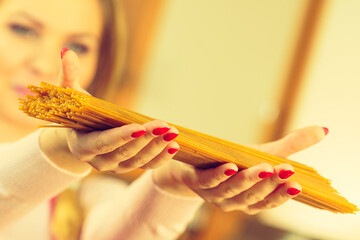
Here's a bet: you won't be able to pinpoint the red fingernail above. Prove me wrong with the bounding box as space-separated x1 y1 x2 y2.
168 148 179 154
287 188 301 196
131 130 146 138
323 127 329 136
163 133 178 142
61 47 69 59
152 127 170 135
259 171 274 178
224 169 237 176
279 170 294 179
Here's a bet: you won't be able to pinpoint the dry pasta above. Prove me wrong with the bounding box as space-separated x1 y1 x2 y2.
18 82 359 214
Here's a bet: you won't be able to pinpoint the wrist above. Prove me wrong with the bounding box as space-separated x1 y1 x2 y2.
39 128 91 174
153 161 198 197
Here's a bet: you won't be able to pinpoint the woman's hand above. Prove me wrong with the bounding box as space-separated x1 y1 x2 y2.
154 126 327 215
40 49 179 174
66 121 179 173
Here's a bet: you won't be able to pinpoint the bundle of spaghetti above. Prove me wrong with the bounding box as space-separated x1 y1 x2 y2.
19 82 358 214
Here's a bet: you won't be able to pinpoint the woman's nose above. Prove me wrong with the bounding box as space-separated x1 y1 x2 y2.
28 43 60 82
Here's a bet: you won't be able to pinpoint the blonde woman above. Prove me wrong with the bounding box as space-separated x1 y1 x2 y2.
0 0 328 239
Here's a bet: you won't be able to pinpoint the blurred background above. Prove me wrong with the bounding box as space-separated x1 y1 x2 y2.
118 0 360 239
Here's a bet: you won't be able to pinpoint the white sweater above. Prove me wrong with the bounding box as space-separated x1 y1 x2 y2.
0 130 203 240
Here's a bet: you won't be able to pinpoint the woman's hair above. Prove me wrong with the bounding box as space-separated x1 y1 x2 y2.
87 0 127 100
52 1 128 238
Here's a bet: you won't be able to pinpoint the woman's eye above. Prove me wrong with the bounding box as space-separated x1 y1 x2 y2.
67 43 89 55
9 24 37 38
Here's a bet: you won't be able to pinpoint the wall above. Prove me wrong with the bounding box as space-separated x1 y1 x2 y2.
260 1 360 239
136 0 306 145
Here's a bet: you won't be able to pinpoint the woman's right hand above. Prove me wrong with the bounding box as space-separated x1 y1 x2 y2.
39 49 180 174
154 126 327 215
65 120 180 173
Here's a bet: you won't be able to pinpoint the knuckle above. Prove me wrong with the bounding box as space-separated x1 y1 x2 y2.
132 155 148 166
238 171 255 183
96 139 111 153
223 186 237 197
263 200 277 209
117 148 132 159
198 177 213 189
245 192 262 202
269 175 281 186
279 190 290 199
143 133 154 140
246 172 260 182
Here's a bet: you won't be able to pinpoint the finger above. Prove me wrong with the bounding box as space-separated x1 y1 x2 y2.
246 181 302 215
141 141 180 169
86 120 171 172
57 48 87 93
115 126 179 172
66 124 146 162
213 163 294 211
181 163 239 191
256 126 328 158
202 163 274 203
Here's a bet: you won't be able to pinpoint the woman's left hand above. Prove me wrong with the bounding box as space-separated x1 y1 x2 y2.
154 126 327 215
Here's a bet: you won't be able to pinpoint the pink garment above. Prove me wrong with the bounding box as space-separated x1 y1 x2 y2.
49 196 57 240
0 130 203 240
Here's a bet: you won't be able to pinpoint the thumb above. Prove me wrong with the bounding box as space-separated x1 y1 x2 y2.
256 126 329 158
58 48 87 94
177 162 238 190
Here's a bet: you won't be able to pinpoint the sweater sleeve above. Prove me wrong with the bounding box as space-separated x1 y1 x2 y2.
0 130 90 229
80 171 204 240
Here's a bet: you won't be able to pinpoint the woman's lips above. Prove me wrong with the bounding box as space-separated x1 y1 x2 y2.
13 86 36 98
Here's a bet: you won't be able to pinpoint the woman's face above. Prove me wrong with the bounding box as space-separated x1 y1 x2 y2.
0 0 104 128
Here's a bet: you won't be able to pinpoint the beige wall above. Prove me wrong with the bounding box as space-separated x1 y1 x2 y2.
136 0 306 145
261 1 360 239
136 0 360 239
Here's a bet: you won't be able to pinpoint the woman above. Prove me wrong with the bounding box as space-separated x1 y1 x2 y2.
0 0 328 239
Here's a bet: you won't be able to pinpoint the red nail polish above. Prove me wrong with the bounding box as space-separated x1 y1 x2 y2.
131 130 146 138
259 171 274 178
168 148 179 154
224 169 237 176
152 127 170 135
61 47 69 59
287 188 301 196
163 133 178 142
323 127 329 136
279 170 294 179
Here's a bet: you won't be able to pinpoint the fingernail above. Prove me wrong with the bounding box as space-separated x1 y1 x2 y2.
61 47 69 59
131 130 146 138
323 127 329 136
152 127 170 135
279 170 294 179
224 169 237 176
163 133 178 142
287 188 301 196
168 148 179 154
259 171 274 178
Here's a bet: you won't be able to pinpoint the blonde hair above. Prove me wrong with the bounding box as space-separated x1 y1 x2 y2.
52 1 128 239
87 0 127 100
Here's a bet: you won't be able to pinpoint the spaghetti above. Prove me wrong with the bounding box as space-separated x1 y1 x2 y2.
19 82 358 214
